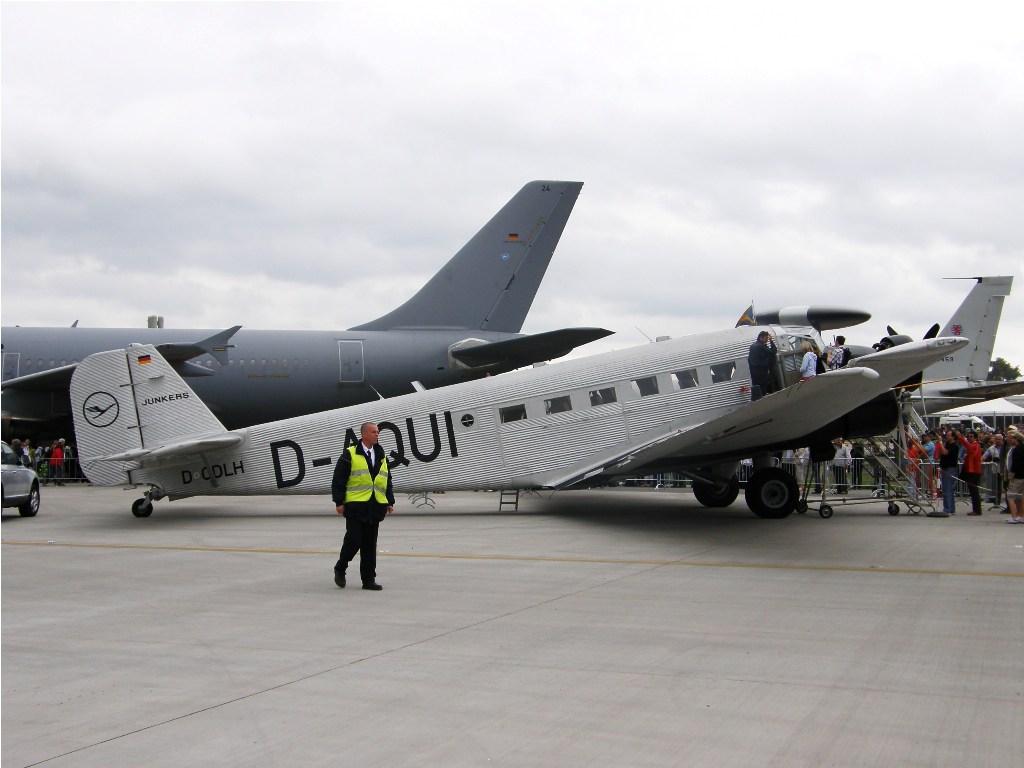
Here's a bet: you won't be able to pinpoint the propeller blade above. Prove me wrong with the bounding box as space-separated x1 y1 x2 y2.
923 323 940 339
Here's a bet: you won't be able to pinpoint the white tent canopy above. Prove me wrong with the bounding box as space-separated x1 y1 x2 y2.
936 398 1024 416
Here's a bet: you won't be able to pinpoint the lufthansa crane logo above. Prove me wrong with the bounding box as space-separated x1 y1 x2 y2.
83 392 120 428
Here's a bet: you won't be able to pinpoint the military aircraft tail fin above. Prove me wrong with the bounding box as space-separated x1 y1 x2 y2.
69 344 229 486
925 276 1012 386
351 181 583 333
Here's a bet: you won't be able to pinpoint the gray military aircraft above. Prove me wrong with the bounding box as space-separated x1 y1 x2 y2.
2 180 611 432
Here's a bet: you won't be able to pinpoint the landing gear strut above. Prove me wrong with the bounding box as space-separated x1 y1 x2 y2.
745 467 799 519
131 487 163 518
131 498 153 518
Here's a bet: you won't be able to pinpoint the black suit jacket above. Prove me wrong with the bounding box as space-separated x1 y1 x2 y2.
331 444 396 522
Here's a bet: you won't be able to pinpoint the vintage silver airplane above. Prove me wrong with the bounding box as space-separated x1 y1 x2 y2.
1 180 610 432
67 324 967 519
743 276 1020 412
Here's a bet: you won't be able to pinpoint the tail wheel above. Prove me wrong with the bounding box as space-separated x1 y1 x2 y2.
132 498 154 518
692 476 740 508
745 468 798 519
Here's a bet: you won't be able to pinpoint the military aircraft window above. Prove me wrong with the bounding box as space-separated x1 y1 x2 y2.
673 369 698 390
711 361 736 383
631 376 659 397
499 404 527 423
544 395 572 415
589 387 616 406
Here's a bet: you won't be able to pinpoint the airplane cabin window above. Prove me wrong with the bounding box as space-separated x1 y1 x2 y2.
631 376 659 397
589 387 617 406
499 404 528 423
673 369 698 390
544 395 572 415
711 361 736 383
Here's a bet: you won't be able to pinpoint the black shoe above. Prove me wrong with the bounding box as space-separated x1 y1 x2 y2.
334 571 346 589
362 583 383 591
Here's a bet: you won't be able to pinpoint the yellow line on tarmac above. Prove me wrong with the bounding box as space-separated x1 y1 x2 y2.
5 539 1023 578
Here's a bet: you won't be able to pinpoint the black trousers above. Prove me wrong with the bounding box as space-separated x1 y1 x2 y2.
962 470 982 513
336 517 380 584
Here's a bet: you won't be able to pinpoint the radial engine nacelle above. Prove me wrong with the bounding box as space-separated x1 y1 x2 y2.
751 306 872 332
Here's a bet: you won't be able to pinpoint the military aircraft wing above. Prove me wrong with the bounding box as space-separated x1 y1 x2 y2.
449 327 614 370
544 337 969 488
1 325 242 395
0 363 77 392
934 379 1024 402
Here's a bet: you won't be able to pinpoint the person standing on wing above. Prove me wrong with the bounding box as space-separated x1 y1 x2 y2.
332 422 395 590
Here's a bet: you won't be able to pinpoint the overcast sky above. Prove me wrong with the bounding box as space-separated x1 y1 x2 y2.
3 1 1022 371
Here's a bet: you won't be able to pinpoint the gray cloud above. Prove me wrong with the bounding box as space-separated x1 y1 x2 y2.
3 1 1021 370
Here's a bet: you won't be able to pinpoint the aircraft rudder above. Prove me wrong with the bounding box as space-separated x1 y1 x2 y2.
70 345 227 485
933 276 1012 382
351 181 583 332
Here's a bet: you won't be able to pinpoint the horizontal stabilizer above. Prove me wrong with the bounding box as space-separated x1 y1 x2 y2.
449 327 613 369
101 433 244 463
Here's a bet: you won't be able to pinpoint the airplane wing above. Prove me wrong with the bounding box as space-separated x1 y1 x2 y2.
544 337 968 488
0 326 242 392
0 363 77 392
934 380 1024 403
449 327 613 370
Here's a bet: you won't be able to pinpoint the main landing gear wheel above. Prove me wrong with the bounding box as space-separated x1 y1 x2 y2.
132 498 154 518
692 476 740 508
745 468 799 519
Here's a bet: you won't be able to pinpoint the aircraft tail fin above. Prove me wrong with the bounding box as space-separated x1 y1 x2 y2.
925 276 1012 385
351 181 583 333
69 344 229 486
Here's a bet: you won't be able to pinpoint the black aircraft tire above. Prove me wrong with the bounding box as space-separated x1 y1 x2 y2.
692 476 740 508
745 468 798 519
132 499 154 518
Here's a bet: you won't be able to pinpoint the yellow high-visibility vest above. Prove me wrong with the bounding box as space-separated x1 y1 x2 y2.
344 446 389 503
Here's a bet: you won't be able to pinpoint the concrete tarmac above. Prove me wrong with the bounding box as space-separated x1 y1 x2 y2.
3 484 1023 767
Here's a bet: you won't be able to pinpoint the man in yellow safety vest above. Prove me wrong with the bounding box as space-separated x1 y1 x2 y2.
332 422 395 590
